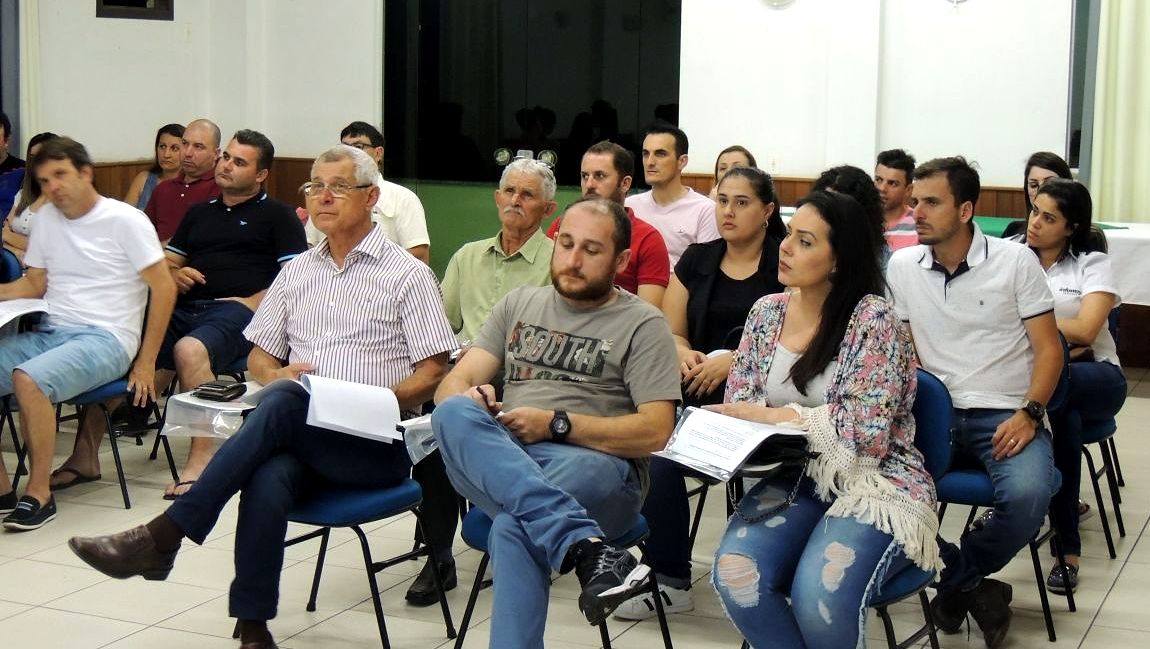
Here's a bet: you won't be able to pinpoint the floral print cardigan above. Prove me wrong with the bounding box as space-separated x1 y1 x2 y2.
725 292 942 570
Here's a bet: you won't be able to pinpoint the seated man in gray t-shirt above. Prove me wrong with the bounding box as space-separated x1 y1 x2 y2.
431 198 681 649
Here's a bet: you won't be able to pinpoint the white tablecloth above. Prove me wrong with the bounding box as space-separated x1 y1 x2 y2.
1099 223 1150 307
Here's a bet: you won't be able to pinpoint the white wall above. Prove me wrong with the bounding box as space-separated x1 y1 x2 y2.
30 0 383 162
680 0 1073 188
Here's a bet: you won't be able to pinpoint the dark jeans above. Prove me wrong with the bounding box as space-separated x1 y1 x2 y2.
411 450 461 559
165 385 412 620
639 456 693 588
1049 360 1127 556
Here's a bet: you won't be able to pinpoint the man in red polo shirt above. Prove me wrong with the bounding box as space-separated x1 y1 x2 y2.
546 141 670 308
145 118 222 244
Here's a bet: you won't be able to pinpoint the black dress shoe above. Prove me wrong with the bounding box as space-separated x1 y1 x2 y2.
68 525 180 580
930 586 973 634
405 559 456 607
969 578 1013 649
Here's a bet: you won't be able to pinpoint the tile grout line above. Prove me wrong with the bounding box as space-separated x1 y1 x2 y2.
1077 494 1150 647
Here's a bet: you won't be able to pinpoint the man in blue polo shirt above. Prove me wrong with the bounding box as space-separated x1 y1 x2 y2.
886 156 1062 649
52 130 307 499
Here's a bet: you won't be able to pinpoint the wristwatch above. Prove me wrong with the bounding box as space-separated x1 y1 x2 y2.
549 410 571 443
1020 399 1046 422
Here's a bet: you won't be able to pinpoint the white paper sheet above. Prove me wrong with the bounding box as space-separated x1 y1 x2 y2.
653 406 807 481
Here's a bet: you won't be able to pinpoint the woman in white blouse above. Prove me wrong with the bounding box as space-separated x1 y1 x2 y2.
1015 178 1126 595
3 132 56 262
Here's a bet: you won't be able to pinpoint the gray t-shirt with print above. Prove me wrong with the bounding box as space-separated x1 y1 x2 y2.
475 286 681 416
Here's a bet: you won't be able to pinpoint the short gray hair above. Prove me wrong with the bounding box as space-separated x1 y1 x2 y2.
500 158 556 202
312 144 380 186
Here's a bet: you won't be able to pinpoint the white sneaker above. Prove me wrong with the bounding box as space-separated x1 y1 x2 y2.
612 583 694 620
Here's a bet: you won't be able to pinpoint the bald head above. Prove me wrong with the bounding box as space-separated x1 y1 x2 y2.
181 118 222 180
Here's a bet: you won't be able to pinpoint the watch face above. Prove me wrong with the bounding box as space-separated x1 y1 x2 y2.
553 417 570 434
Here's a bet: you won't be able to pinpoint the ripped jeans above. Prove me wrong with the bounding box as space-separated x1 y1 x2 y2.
713 475 915 649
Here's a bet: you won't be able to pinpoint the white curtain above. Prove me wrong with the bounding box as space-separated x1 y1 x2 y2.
17 0 41 146
1089 0 1150 223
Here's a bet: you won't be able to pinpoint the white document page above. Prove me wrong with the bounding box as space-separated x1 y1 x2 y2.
301 374 402 443
653 406 807 481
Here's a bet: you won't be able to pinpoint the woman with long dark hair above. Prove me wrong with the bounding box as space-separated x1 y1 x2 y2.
711 190 939 648
124 123 184 210
1013 179 1124 594
614 166 784 620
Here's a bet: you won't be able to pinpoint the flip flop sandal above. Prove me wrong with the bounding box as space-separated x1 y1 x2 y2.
49 467 101 491
162 480 197 501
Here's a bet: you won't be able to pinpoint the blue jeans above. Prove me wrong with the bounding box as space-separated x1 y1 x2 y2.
431 396 642 649
165 386 412 620
0 325 130 402
1050 361 1126 556
938 408 1056 593
713 476 917 649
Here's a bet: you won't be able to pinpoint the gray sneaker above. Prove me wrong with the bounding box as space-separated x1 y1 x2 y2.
568 540 652 626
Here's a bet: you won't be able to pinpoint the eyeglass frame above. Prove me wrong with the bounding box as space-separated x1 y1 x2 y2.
299 181 374 198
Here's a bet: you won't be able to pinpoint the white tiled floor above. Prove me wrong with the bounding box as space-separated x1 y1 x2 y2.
1 368 1149 648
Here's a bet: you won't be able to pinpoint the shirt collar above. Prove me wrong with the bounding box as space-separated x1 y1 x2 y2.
484 227 549 262
370 177 398 220
209 191 267 211
180 172 216 187
916 222 990 270
315 223 389 262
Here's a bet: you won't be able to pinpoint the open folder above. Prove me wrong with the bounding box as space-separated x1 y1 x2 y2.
246 375 403 443
653 406 809 482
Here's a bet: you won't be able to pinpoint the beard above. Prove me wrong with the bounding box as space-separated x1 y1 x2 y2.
551 270 615 302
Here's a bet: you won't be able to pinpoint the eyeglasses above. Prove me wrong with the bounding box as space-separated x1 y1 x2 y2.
344 142 376 151
300 181 373 198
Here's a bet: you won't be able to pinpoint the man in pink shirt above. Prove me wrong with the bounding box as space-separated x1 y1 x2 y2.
548 141 670 308
625 123 718 267
145 119 222 243
875 148 918 251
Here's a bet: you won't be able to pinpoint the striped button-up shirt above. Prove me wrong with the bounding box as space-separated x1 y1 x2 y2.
244 225 457 393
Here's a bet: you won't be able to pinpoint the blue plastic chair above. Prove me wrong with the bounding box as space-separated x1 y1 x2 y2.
453 508 673 649
868 368 951 649
0 247 22 283
1076 411 1124 559
277 479 457 649
934 349 1075 642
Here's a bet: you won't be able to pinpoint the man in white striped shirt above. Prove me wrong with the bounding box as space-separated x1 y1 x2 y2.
68 145 458 649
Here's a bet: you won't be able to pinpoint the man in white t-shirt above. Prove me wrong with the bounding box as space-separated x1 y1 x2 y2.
625 122 718 267
886 156 1061 649
0 138 176 531
302 121 432 264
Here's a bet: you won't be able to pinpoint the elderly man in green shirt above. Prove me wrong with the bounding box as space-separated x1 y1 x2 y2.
442 158 558 347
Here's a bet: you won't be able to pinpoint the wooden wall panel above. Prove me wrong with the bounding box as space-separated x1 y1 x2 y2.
92 161 151 201
91 158 313 209
683 173 1029 219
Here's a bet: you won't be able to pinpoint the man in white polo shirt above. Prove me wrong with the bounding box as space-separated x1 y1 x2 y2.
625 122 718 267
304 121 431 264
886 156 1062 649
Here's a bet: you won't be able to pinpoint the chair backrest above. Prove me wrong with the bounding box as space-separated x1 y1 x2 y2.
1084 225 1109 254
912 368 952 479
1002 219 1026 239
0 248 21 284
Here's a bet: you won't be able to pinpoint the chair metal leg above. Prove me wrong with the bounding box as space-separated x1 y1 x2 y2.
454 553 489 649
1048 531 1076 613
599 618 614 648
686 481 710 556
919 590 941 649
1028 536 1057 642
161 435 179 482
876 605 899 649
647 570 675 649
350 524 392 649
305 528 331 612
1106 437 1124 488
99 404 132 509
1082 447 1117 558
1097 441 1125 536
411 508 457 639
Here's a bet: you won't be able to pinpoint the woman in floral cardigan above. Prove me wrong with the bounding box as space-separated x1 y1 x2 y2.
710 190 940 648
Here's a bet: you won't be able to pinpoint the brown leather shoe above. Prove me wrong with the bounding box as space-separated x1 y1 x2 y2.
68 525 179 581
